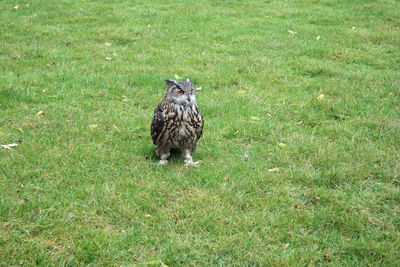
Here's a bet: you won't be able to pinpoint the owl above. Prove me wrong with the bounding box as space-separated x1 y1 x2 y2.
151 79 204 166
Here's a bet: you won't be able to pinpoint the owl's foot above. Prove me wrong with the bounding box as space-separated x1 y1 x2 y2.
182 149 200 167
184 159 201 167
158 151 171 165
159 159 168 165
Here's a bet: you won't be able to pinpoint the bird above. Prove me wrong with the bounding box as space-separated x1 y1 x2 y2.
151 79 204 166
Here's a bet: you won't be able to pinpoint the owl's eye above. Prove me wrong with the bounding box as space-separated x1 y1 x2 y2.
177 90 184 95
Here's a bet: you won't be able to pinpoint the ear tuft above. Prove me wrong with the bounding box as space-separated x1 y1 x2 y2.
165 79 177 87
186 78 193 85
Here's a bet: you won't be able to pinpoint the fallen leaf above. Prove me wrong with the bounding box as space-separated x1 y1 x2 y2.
104 42 112 47
324 253 331 261
17 128 23 133
174 74 182 80
1 143 18 149
278 143 287 147
284 243 290 248
368 217 385 226
117 95 129 102
0 131 4 137
13 5 19 10
317 94 325 100
37 111 45 115
267 113 273 117
288 231 294 237
224 177 229 182
105 57 112 61
268 167 280 173
144 214 152 218
89 124 98 129
287 30 297 34
12 55 19 60
316 35 321 41
195 87 202 92
250 116 260 121
144 260 161 265
243 153 250 160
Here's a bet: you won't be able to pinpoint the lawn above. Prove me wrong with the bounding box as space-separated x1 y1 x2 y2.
1 0 399 265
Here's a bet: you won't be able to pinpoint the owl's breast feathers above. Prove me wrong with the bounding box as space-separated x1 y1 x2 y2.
151 101 203 148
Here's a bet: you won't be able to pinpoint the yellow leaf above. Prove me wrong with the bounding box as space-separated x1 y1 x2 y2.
144 260 161 265
268 167 280 173
17 128 23 133
278 143 287 147
0 131 4 137
250 116 260 121
317 94 325 100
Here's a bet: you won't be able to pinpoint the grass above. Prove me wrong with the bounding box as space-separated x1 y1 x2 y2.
1 0 399 265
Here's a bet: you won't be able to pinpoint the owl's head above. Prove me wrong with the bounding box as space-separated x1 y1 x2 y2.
165 79 197 105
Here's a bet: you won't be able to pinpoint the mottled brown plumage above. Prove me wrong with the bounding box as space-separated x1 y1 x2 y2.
151 79 204 166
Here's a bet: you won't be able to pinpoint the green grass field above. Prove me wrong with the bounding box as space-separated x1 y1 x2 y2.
1 0 399 265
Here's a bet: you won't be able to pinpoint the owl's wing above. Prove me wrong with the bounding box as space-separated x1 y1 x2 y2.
195 107 204 140
151 102 167 145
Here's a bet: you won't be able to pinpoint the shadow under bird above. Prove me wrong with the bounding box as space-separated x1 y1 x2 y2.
150 79 204 166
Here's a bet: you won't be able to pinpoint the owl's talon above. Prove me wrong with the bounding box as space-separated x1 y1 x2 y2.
184 160 201 167
159 160 168 165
